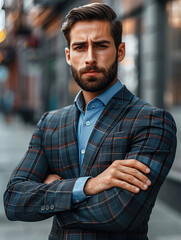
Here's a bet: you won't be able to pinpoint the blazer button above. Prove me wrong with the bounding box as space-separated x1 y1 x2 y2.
50 204 55 210
41 205 46 211
46 205 50 211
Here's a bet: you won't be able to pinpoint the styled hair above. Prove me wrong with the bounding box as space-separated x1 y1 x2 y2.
61 3 122 49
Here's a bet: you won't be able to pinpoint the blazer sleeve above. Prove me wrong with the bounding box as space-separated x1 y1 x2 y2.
3 112 78 222
56 108 177 231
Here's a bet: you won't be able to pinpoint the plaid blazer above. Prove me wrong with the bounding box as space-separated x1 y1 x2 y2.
4 86 177 240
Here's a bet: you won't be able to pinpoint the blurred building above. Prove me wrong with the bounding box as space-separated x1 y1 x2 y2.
0 0 180 213
108 0 181 215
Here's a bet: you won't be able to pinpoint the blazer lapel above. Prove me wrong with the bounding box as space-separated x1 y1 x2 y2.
59 105 80 178
80 86 136 177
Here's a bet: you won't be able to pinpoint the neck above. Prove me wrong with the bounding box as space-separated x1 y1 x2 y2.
82 78 117 107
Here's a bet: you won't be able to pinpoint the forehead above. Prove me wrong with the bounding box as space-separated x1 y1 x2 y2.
69 20 113 45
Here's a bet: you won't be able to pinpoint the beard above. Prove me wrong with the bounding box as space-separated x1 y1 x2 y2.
71 56 118 92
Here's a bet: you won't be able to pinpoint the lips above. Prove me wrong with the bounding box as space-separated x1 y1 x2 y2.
84 70 100 76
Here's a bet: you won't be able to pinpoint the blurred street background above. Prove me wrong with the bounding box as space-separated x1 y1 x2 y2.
0 0 181 239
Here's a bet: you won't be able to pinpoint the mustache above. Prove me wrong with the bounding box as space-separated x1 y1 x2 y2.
79 66 105 74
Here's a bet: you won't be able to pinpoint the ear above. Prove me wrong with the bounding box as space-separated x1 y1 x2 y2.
65 47 71 66
117 42 125 62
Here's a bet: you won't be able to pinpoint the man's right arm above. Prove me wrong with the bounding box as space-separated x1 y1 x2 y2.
45 159 151 201
3 112 78 222
4 112 149 222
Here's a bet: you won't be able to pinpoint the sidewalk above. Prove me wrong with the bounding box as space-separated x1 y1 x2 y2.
148 200 181 240
0 113 181 239
0 114 35 218
0 113 51 239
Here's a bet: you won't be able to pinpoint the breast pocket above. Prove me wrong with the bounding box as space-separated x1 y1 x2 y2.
99 131 129 160
101 131 126 150
93 132 129 174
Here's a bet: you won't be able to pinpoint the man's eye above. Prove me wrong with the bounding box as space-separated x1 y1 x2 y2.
74 46 84 50
98 44 108 49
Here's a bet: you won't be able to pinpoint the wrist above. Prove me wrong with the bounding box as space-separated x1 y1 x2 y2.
84 178 95 196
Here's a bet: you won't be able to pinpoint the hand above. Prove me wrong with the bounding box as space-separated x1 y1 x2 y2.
44 174 61 184
84 159 151 195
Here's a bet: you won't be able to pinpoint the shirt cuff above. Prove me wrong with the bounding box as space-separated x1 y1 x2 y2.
72 176 91 204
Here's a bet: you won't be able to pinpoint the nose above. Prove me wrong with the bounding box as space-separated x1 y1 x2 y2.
85 46 96 65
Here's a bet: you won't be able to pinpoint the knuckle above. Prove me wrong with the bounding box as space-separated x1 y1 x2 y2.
132 159 137 165
143 177 148 182
105 176 112 185
112 160 119 167
131 168 138 175
127 175 134 182
110 168 116 176
121 181 129 189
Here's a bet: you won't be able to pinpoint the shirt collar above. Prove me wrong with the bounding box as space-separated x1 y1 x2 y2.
97 80 123 106
74 90 85 113
74 80 123 112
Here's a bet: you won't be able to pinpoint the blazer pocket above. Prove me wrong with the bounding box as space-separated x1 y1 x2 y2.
102 131 125 146
96 131 127 171
100 131 128 156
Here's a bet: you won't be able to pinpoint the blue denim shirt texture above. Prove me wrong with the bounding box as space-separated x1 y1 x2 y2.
72 80 123 204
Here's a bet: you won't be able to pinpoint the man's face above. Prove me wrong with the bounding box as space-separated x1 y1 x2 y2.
65 20 125 93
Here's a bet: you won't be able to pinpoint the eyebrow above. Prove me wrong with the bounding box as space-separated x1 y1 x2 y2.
71 40 111 47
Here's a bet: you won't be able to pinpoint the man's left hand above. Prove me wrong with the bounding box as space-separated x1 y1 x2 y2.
44 174 61 184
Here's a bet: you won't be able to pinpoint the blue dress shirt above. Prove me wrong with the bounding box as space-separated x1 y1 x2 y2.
72 80 123 204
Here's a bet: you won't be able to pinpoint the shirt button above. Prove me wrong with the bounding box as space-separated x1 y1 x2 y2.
46 205 50 211
86 121 90 126
76 200 80 203
81 149 85 154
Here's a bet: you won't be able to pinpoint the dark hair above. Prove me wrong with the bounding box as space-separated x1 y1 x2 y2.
61 3 122 49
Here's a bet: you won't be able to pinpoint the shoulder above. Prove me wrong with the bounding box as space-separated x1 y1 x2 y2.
129 95 177 136
37 104 76 129
116 86 177 134
136 95 175 121
115 86 166 117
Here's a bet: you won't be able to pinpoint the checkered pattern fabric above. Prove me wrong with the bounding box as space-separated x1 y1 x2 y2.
4 86 177 240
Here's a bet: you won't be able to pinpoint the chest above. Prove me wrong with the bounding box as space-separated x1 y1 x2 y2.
43 120 132 178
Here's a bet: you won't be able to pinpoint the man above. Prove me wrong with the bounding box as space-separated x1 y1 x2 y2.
4 3 176 240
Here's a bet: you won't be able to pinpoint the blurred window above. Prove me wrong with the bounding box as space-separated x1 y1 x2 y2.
165 0 181 176
118 17 141 95
165 0 181 106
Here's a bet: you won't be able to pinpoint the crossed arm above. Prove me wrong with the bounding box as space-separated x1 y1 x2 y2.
45 159 151 194
47 111 176 232
4 108 176 231
43 108 177 231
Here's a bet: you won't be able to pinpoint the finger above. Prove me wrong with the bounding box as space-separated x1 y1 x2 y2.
44 174 61 184
116 171 150 191
113 179 141 194
117 165 151 186
51 174 60 178
115 159 150 174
